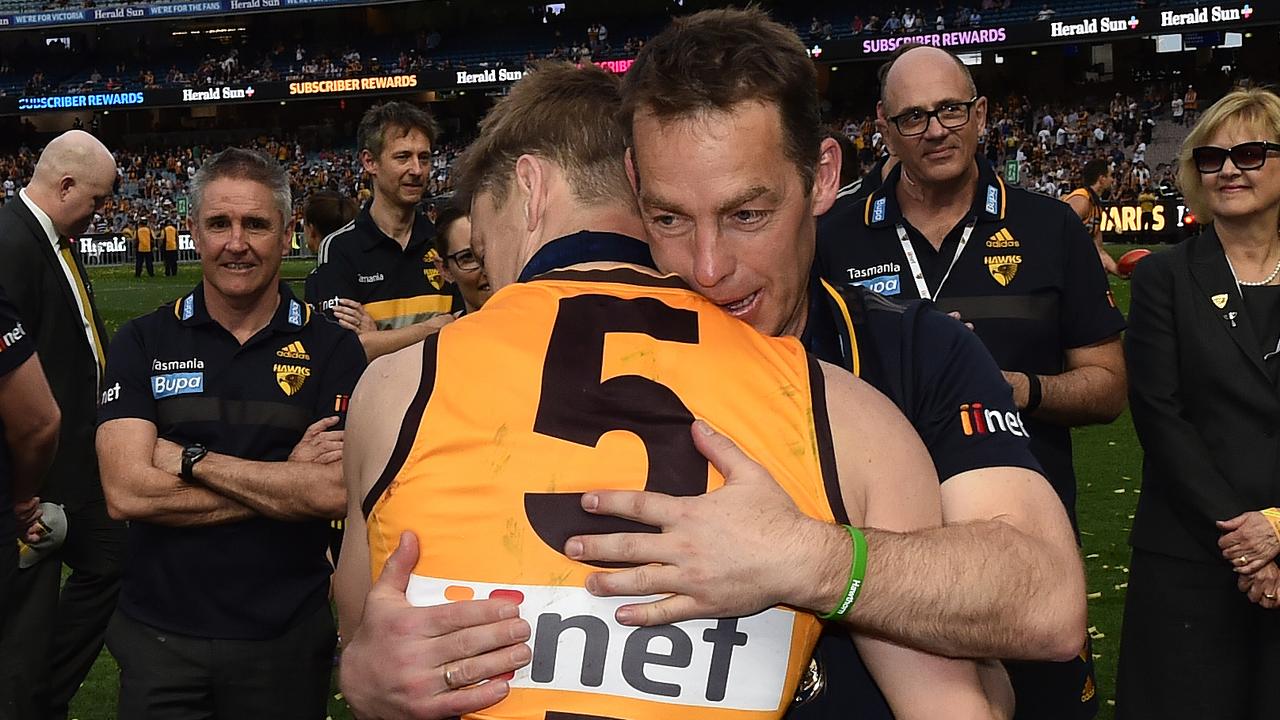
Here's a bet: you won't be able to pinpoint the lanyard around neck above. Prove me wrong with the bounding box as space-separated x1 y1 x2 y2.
895 217 978 301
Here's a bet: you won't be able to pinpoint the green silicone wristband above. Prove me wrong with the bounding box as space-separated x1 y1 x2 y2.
820 524 868 621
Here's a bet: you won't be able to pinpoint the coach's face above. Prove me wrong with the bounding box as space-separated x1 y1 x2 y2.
363 126 431 208
629 101 839 339
878 47 986 187
191 177 292 303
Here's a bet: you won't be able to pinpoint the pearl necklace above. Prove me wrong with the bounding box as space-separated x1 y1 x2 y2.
1225 241 1280 287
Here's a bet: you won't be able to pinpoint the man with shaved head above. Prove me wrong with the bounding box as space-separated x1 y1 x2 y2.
816 43 1127 719
0 129 124 719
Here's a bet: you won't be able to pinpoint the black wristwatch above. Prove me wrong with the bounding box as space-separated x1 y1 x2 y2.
180 443 208 483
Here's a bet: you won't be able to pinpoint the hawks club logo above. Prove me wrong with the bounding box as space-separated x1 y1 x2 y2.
423 248 445 290
986 254 1022 286
273 363 311 396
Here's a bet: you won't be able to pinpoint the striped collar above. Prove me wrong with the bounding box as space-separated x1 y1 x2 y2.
174 281 311 334
862 156 1007 229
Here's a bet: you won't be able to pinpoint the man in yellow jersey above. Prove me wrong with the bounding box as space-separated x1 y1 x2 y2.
335 62 1011 720
1064 159 1118 276
161 216 179 276
134 215 154 278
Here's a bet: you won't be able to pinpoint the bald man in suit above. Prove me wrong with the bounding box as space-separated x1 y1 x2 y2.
0 131 124 720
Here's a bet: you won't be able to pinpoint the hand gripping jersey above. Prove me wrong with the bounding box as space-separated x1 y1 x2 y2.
364 266 841 720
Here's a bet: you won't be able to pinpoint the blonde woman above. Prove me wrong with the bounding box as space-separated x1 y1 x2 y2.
1119 87 1280 718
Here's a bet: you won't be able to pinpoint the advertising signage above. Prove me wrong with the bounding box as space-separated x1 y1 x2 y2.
0 0 404 30
0 58 639 116
826 1 1276 59
287 73 420 96
16 91 146 111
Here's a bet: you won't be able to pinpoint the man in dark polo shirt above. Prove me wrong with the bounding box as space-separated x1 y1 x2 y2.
96 148 366 718
0 283 61 658
815 45 1126 720
307 101 459 361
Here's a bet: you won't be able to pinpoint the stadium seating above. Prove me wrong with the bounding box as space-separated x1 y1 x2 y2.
0 0 1209 96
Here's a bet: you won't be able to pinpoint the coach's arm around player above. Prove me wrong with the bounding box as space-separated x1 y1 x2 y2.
572 426 1085 661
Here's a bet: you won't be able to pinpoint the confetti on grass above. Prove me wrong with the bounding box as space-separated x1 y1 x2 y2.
1087 591 1103 600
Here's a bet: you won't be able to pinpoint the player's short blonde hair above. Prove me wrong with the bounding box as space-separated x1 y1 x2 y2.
1178 87 1280 225
454 61 632 211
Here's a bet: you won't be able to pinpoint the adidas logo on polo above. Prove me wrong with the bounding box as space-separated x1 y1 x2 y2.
276 341 310 360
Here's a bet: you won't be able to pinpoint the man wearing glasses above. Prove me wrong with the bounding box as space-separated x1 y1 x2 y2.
816 44 1126 720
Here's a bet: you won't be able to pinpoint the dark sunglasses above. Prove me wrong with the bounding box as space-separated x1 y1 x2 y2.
1192 142 1280 174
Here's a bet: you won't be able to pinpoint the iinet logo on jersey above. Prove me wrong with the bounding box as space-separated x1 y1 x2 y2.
405 575 796 711
959 402 1030 438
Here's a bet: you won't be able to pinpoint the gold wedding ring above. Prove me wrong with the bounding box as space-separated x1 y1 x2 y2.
1237 555 1250 566
443 665 463 690
1266 593 1276 600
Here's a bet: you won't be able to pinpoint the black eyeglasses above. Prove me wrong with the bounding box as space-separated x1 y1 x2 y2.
445 248 482 272
888 97 979 137
1192 142 1280 173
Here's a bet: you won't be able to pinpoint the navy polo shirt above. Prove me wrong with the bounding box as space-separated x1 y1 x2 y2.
816 157 1125 525
97 282 366 640
306 203 459 328
0 284 35 544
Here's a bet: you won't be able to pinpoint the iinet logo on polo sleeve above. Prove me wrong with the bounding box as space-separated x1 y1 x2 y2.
406 576 797 710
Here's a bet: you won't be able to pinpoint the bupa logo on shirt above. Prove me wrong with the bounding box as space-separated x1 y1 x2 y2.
152 372 204 399
959 402 1029 438
871 197 887 224
985 185 1000 216
287 299 304 327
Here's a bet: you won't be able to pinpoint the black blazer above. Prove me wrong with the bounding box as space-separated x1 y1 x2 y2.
0 197 109 507
1127 226 1280 563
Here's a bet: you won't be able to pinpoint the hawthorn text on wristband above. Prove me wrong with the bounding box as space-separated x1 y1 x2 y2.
820 524 868 621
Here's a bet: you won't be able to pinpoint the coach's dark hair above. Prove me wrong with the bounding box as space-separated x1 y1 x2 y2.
357 101 440 160
454 61 631 210
303 189 358 239
431 200 469 258
1082 158 1111 187
188 147 291 225
877 43 977 107
619 7 822 192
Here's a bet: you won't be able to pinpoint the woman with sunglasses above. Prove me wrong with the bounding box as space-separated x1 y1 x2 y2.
1118 87 1280 719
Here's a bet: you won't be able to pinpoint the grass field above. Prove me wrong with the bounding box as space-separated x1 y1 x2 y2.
65 250 1152 719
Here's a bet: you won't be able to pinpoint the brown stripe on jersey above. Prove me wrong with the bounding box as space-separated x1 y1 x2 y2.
362 333 441 518
807 354 848 525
